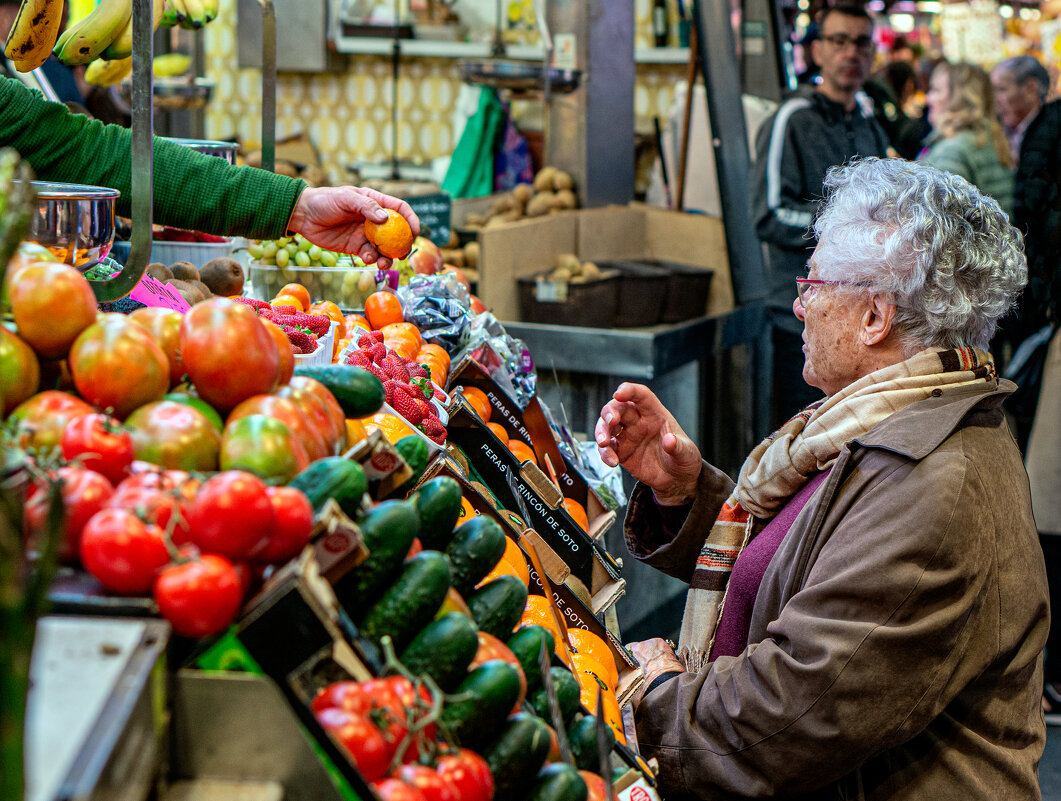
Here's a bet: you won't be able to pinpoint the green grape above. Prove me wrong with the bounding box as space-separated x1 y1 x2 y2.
261 241 278 259
319 250 338 267
286 242 299 256
277 236 291 247
357 270 378 292
295 250 311 267
260 256 276 266
308 245 322 262
281 268 296 281
247 242 265 259
298 236 313 253
275 247 290 267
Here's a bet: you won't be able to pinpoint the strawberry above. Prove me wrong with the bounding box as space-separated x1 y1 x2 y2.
234 297 272 313
346 350 372 370
370 342 388 363
432 386 446 401
382 353 410 383
391 384 424 425
272 304 298 315
366 362 389 383
410 377 433 400
286 329 318 354
407 362 429 380
383 379 402 407
413 396 436 421
290 312 331 337
420 417 447 445
371 330 385 343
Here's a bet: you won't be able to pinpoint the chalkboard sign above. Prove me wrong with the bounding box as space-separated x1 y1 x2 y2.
405 192 452 246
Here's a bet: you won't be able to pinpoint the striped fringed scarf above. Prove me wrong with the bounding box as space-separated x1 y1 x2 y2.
677 346 996 673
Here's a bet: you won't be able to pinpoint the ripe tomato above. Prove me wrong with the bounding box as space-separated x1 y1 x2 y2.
153 553 243 638
79 508 170 594
9 262 97 359
109 475 199 545
311 681 374 716
187 471 274 561
260 319 295 385
287 376 346 448
469 631 527 712
162 392 224 431
0 326 39 416
129 307 185 388
396 764 459 801
258 486 314 564
275 383 343 454
125 401 222 472
180 298 280 412
9 390 94 451
24 466 115 563
372 778 428 801
316 707 391 782
579 771 607 801
61 413 135 485
227 394 329 462
69 314 170 419
436 749 494 801
375 676 436 763
220 414 309 484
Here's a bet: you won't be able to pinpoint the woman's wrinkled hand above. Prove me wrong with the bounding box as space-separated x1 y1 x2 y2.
628 637 686 705
286 186 420 269
595 382 702 505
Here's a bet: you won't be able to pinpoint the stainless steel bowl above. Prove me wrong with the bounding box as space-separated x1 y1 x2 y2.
16 181 120 272
165 137 238 165
119 78 215 110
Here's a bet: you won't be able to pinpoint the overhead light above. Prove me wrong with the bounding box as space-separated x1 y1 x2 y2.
1019 6 1039 18
916 0 941 11
796 12 810 28
999 4 1013 16
890 12 916 31
798 0 809 9
868 0 885 10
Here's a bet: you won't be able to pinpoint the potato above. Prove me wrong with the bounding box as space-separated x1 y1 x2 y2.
526 193 553 217
581 261 601 279
513 183 533 204
533 166 557 192
555 189 577 210
464 241 480 268
548 267 572 283
553 170 574 191
465 212 485 226
556 253 581 274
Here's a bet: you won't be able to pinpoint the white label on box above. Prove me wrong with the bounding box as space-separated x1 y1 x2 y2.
535 279 569 303
617 778 662 801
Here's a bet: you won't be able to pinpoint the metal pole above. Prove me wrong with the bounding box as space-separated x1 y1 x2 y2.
90 0 153 301
259 0 277 172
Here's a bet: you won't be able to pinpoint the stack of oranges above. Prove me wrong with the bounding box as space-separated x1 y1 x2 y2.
456 384 539 466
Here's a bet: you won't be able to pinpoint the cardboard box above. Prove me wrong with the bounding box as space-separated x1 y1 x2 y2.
476 204 732 323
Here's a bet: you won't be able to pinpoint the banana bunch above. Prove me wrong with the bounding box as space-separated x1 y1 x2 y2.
53 0 163 66
3 0 65 72
166 0 218 29
85 55 132 86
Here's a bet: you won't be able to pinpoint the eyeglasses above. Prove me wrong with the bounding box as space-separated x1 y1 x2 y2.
795 277 871 306
821 33 875 56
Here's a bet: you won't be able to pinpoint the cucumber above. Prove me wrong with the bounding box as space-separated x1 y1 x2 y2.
529 667 581 728
358 550 452 651
444 515 507 597
481 712 552 799
440 660 523 746
399 612 480 691
411 476 463 551
395 435 430 483
332 500 420 614
288 457 367 517
566 715 614 773
467 575 529 639
507 625 557 695
525 763 588 801
292 363 385 418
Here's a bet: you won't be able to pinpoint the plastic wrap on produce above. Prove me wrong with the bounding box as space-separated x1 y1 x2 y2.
538 395 626 512
398 272 474 353
454 313 537 409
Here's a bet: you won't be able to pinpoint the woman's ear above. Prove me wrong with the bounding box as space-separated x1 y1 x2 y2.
860 294 897 346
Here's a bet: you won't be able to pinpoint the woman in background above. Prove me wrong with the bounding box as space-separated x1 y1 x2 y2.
920 61 1014 217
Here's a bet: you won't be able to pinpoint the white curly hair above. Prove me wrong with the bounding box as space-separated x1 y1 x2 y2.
813 157 1026 353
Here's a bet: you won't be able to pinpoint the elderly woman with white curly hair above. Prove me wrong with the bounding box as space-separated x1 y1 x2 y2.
596 158 1048 800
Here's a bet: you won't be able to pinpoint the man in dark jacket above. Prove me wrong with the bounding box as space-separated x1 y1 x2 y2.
750 5 889 429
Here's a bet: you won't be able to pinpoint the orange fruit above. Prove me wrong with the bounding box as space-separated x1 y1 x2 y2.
279 282 311 309
477 554 530 590
501 534 530 582
562 498 589 532
384 332 420 361
418 342 451 370
364 208 415 259
457 495 479 522
345 417 368 446
580 771 607 801
272 293 304 312
308 300 344 324
486 422 508 441
361 412 416 443
364 291 404 330
419 355 448 387
459 385 491 422
434 586 472 620
507 440 538 466
382 322 423 351
342 313 371 334
572 652 616 694
566 629 618 688
520 595 569 663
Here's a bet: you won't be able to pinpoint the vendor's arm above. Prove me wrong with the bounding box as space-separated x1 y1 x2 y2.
750 103 819 253
634 449 1004 799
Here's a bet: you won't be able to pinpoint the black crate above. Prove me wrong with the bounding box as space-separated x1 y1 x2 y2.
598 261 669 327
517 271 619 328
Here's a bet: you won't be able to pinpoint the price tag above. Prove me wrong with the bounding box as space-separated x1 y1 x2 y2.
129 273 190 312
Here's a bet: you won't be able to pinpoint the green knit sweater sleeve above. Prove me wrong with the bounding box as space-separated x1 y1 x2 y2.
0 77 305 239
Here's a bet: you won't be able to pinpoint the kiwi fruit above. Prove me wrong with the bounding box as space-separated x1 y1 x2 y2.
146 261 173 281
199 256 245 297
170 261 200 281
168 279 204 305
187 279 214 299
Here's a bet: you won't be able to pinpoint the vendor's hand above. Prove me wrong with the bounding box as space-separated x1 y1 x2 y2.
595 383 702 505
628 638 686 705
286 186 420 269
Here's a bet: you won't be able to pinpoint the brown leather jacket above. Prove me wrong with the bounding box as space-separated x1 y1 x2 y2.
627 380 1048 800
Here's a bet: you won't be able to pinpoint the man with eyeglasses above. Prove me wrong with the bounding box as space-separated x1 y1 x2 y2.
750 4 889 429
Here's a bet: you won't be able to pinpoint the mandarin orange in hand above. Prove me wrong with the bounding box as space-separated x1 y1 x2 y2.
364 208 415 259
